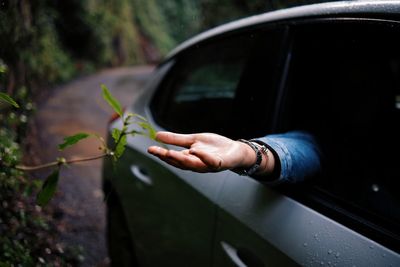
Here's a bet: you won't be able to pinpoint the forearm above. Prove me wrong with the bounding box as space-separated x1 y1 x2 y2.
254 131 322 184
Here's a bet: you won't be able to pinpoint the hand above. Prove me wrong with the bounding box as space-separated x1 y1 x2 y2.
147 131 257 173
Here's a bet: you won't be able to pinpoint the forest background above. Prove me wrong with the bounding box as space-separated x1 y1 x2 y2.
0 0 329 265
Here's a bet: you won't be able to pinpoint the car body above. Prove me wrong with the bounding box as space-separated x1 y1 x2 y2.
102 1 400 266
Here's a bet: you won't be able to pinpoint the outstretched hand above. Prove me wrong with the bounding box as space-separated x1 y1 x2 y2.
147 131 256 173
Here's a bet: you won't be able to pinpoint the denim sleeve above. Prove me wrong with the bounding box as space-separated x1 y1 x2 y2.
253 131 322 185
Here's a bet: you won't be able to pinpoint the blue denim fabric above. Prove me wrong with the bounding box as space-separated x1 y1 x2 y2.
254 131 322 184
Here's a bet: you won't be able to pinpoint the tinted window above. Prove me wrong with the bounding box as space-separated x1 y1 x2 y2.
151 28 286 139
281 21 400 244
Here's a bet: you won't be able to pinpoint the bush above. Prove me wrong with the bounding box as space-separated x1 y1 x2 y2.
0 62 82 266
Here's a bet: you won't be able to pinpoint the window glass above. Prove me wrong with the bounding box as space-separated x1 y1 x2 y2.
151 28 286 139
173 57 242 102
281 21 400 239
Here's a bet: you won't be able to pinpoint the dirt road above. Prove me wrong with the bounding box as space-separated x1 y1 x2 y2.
28 66 154 266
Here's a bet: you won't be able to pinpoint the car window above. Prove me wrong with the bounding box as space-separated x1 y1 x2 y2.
280 20 400 249
151 28 287 139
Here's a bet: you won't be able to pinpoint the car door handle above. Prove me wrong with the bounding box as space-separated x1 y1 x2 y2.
221 241 265 267
130 165 153 186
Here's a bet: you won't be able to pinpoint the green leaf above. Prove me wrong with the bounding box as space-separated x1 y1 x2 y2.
126 112 147 122
115 134 127 159
0 92 19 108
0 65 6 73
138 121 157 140
37 169 60 206
101 84 123 117
111 128 122 143
58 133 91 151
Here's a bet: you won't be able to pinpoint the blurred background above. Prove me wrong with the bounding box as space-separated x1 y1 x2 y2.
0 0 332 94
0 0 332 266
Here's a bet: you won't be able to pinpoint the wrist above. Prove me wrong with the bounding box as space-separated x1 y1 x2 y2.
237 141 257 168
232 139 269 176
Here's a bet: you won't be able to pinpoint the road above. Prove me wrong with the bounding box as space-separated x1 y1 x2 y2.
28 66 154 266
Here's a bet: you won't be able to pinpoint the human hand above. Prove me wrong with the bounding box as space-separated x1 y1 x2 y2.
147 131 257 173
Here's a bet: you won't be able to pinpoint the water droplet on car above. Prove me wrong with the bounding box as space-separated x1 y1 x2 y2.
335 252 340 258
371 184 379 192
303 242 308 247
328 249 333 255
369 245 374 249
320 261 324 265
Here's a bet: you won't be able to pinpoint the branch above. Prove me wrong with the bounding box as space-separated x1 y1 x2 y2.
15 154 108 171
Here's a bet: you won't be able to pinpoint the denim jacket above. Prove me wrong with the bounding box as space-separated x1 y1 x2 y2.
254 131 322 185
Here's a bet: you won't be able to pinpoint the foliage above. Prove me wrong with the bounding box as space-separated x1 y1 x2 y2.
132 0 177 56
101 84 123 117
72 0 144 66
1 84 156 207
1 0 331 93
58 133 91 151
0 101 79 265
156 0 201 43
36 169 60 207
1 79 156 266
0 0 76 93
0 92 19 108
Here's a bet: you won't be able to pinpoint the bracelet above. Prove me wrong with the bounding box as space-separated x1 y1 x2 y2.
234 139 269 176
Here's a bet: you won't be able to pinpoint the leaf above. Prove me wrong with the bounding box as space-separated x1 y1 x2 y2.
0 65 6 73
37 169 60 206
0 92 19 108
115 134 127 159
126 112 147 122
138 121 157 140
101 84 123 117
58 133 91 151
111 128 122 143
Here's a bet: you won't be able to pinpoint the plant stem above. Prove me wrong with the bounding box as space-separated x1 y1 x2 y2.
15 154 108 171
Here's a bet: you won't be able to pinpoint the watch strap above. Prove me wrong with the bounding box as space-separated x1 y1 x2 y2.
234 139 264 176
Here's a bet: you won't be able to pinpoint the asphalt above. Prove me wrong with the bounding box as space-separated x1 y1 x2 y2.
27 66 154 266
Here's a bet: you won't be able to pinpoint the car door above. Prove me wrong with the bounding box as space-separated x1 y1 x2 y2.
107 26 287 267
105 60 229 266
213 19 400 266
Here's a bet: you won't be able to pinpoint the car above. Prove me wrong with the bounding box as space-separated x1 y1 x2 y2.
102 1 400 266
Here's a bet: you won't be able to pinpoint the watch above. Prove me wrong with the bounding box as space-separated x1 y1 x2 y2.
233 139 268 176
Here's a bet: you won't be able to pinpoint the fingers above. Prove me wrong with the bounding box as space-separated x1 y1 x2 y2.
155 131 195 148
148 146 208 172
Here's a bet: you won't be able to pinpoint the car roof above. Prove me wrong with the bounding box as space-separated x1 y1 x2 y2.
165 0 400 60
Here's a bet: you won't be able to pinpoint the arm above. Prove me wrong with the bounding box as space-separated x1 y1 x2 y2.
147 131 321 184
253 131 322 184
147 131 272 173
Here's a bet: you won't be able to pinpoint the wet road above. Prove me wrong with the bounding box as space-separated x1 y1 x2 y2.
29 66 154 266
